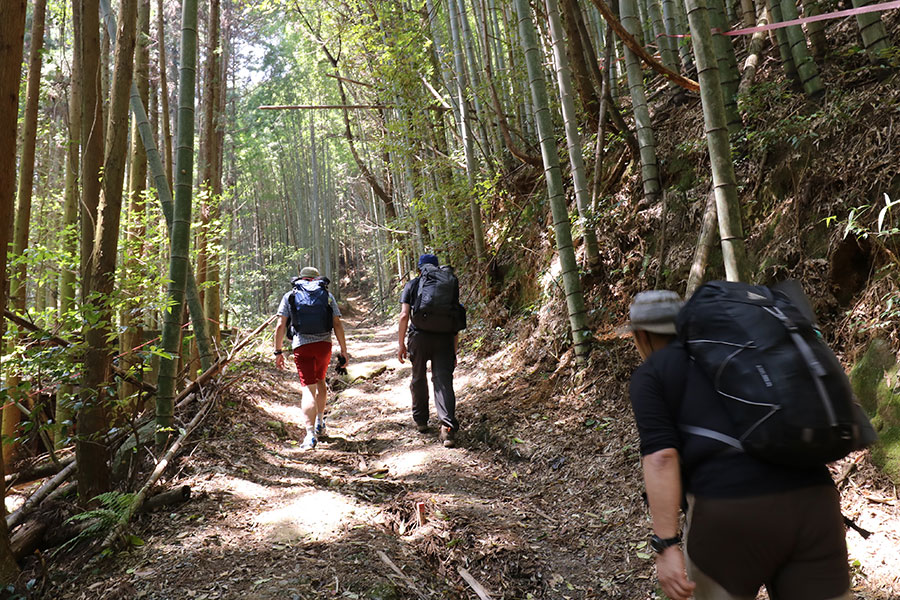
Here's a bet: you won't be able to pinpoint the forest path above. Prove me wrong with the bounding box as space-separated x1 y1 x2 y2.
51 313 900 600
55 316 616 599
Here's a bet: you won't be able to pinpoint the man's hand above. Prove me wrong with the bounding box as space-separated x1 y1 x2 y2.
336 352 349 375
656 547 695 600
275 353 285 370
398 342 408 363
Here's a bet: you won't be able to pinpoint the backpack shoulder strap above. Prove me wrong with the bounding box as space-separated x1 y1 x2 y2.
679 424 744 450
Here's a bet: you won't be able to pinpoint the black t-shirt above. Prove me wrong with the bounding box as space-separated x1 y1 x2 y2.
629 341 832 498
400 278 420 334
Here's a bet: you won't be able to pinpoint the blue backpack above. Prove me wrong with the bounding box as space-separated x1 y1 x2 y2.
287 278 333 336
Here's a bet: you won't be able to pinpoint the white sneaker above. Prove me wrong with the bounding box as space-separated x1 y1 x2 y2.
300 434 317 450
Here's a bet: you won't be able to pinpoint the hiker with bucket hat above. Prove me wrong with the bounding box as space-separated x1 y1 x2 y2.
625 290 850 600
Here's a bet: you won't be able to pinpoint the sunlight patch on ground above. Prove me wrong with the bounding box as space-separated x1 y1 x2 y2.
345 360 389 380
254 489 375 542
347 341 395 361
257 397 304 425
379 448 434 477
213 474 276 501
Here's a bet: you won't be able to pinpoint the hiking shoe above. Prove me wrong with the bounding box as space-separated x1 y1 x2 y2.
315 422 327 438
300 434 317 450
440 426 456 448
415 422 429 433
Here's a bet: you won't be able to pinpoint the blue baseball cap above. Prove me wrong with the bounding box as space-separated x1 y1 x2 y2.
417 254 439 269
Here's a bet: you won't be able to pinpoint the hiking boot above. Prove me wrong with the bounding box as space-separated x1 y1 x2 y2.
440 426 456 448
300 434 317 450
415 421 429 433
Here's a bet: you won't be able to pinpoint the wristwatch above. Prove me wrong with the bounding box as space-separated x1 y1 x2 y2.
273 350 282 356
650 534 681 553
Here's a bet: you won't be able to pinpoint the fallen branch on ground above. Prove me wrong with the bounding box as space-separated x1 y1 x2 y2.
7 461 77 529
376 550 429 599
458 567 494 600
141 485 191 512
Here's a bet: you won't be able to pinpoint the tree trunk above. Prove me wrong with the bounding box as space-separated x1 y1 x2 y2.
800 0 827 60
739 0 755 27
850 0 890 63
706 0 741 132
4 0 47 469
0 0 27 582
81 0 104 301
766 0 799 85
156 0 173 188
78 0 138 504
57 0 83 447
619 0 661 207
591 25 614 217
515 0 591 363
646 0 679 75
686 188 718 296
120 0 151 408
663 0 694 74
156 0 199 447
545 0 601 270
198 0 222 346
558 0 601 122
778 0 824 99
204 7 226 345
683 0 751 282
737 5 769 96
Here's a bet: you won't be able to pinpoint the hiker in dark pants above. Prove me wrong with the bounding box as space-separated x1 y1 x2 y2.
398 254 460 448
625 290 851 600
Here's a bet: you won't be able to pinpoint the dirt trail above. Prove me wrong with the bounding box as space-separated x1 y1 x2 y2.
48 316 900 600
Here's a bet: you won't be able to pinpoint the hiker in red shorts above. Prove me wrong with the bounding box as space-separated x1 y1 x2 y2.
273 266 348 449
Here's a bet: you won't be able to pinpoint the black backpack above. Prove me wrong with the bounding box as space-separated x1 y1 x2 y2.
676 280 875 467
411 264 466 333
287 277 333 336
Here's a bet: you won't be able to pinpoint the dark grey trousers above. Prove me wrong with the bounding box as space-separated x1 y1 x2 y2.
408 331 458 431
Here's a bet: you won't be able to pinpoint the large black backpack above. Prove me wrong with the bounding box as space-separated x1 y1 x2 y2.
411 264 466 333
676 280 874 467
287 277 333 335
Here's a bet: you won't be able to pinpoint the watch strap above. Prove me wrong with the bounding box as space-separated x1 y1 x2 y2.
650 533 681 553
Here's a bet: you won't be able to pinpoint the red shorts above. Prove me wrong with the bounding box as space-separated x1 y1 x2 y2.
292 341 332 386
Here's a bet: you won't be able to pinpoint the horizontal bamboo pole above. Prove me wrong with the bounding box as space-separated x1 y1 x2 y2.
258 104 448 111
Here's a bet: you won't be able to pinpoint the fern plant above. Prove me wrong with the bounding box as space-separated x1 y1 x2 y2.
57 492 139 554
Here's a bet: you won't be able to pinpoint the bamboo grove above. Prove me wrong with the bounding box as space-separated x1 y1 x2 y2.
0 0 896 580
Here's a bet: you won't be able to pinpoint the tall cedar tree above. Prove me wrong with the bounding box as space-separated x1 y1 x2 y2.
78 0 138 501
0 0 27 583
4 0 47 468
